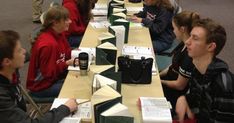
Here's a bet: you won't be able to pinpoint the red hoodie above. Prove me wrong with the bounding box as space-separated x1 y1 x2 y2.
27 28 71 92
63 0 87 37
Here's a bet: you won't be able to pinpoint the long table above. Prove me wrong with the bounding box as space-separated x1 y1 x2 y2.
58 1 164 123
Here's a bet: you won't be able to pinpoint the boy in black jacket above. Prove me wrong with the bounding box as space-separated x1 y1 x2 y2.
0 30 77 123
176 19 234 123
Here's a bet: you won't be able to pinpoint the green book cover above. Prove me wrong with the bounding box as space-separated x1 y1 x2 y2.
100 71 122 93
96 42 117 65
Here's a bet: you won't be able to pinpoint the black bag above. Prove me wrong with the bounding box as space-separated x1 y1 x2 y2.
128 0 142 3
118 56 153 84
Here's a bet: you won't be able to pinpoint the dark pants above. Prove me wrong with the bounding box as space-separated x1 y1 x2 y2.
68 35 83 48
30 79 64 98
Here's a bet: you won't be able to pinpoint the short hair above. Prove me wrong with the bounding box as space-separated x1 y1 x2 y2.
0 30 19 69
192 18 226 56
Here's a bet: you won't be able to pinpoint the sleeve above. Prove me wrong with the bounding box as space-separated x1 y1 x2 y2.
185 79 202 112
64 3 86 36
179 53 193 78
38 46 67 85
0 90 70 123
142 8 172 34
1 104 70 123
212 72 234 122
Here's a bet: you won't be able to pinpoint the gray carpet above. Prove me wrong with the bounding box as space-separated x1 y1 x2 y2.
0 0 233 86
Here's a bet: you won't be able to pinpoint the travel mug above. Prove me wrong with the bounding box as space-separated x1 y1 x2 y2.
79 52 89 76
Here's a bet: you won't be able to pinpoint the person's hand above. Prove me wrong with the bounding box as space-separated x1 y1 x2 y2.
130 16 142 23
66 58 75 66
176 96 194 123
64 99 78 113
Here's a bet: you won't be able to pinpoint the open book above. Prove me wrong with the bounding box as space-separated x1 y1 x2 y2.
139 97 172 123
91 85 122 123
92 74 117 93
98 32 116 46
109 12 127 24
108 25 126 50
113 18 130 43
100 103 134 123
51 98 91 123
96 42 117 65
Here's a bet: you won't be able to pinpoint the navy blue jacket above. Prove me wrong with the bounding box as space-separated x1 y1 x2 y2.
135 5 175 45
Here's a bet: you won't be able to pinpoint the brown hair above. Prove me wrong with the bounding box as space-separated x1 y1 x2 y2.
154 0 174 12
76 0 92 25
173 11 200 34
193 18 226 56
42 5 69 31
32 5 69 45
0 30 19 69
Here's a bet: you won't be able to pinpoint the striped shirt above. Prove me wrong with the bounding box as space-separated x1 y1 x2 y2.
185 58 234 123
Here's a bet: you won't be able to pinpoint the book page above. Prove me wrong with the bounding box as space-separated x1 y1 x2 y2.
109 25 125 50
93 74 117 93
91 85 121 105
97 42 117 50
98 32 115 40
101 103 132 117
90 21 111 29
140 97 172 123
51 98 91 122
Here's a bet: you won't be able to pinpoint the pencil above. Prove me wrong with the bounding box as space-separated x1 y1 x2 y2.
77 100 90 105
71 100 90 117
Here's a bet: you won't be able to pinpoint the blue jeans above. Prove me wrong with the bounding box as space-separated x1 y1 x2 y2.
30 79 64 98
152 40 171 53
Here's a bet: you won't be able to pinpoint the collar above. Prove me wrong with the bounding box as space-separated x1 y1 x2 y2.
0 72 19 86
47 28 63 41
0 74 11 86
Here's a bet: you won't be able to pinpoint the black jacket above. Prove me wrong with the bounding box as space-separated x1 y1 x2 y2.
186 58 234 123
135 5 175 45
0 74 70 123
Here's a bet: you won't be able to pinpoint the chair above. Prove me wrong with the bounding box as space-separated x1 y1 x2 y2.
156 54 172 72
158 39 180 56
19 84 54 118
